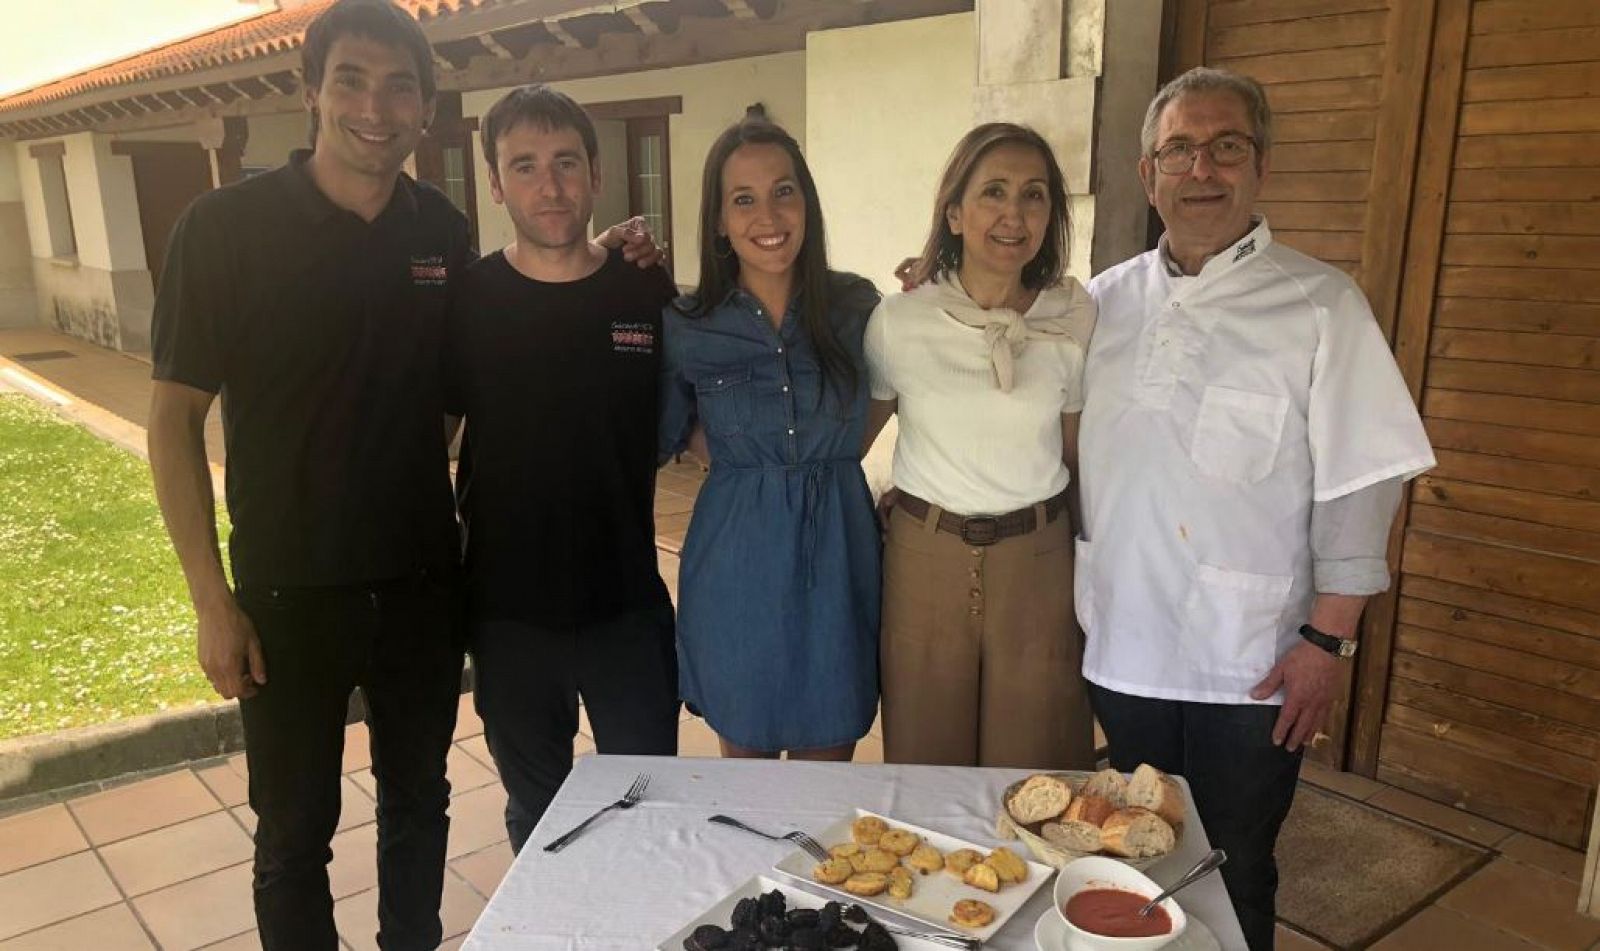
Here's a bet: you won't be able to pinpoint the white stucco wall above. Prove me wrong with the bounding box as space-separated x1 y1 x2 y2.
243 111 308 169
463 51 807 284
805 13 977 292
16 140 55 259
61 132 146 272
0 146 21 204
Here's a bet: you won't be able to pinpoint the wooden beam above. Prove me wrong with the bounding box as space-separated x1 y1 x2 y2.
721 0 757 18
545 20 584 48
1347 0 1473 779
27 141 64 158
478 33 513 59
584 95 683 121
624 7 660 35
227 82 261 101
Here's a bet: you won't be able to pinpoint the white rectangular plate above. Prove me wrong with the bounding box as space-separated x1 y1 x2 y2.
656 874 951 950
772 808 1053 943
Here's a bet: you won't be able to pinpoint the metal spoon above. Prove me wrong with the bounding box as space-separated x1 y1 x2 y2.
1138 848 1227 917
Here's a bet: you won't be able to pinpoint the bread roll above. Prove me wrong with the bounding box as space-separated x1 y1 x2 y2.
1127 764 1185 826
1080 768 1130 807
1062 794 1116 827
1040 819 1102 853
1100 807 1176 858
1007 773 1073 824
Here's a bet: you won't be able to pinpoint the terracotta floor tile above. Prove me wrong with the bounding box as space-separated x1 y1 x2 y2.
349 769 378 800
578 703 592 738
446 784 510 860
440 936 466 950
1299 762 1385 802
100 811 253 896
656 512 693 538
456 735 499 775
0 903 154 950
853 733 884 764
328 822 380 900
1273 923 1331 950
678 717 721 758
1369 905 1539 951
342 722 373 775
338 776 377 833
450 842 514 899
453 693 483 741
447 746 497 795
195 763 248 809
68 770 221 846
131 862 256 951
0 852 122 941
1438 857 1600 949
1497 832 1585 883
1364 787 1513 848
0 804 88 876
229 806 256 836
575 733 596 758
194 932 259 950
335 875 484 951
655 488 697 516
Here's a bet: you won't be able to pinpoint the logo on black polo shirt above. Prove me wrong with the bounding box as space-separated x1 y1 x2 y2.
410 255 448 286
610 320 655 354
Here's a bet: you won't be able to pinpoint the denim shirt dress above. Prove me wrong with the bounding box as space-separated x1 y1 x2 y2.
659 278 882 751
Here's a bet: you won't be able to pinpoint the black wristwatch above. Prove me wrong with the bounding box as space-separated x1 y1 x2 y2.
1300 623 1358 659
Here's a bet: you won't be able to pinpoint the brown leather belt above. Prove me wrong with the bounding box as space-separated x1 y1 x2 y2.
895 490 1069 546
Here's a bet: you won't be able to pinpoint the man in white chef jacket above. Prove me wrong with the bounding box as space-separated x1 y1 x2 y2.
1077 67 1435 951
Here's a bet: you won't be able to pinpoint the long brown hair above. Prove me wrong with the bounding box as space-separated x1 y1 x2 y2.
680 117 858 402
906 122 1070 291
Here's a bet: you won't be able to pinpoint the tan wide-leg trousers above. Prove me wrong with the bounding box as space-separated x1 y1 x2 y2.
880 499 1095 769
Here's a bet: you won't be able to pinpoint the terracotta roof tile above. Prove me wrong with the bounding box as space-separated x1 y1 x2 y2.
0 0 499 118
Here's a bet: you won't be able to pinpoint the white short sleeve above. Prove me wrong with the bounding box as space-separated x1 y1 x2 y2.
863 299 897 401
1309 282 1436 501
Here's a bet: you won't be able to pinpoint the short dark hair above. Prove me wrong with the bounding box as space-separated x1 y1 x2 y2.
480 85 599 173
908 122 1070 291
301 0 436 102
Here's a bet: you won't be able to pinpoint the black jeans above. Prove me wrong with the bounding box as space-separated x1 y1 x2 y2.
1088 684 1302 951
237 576 463 951
470 603 679 853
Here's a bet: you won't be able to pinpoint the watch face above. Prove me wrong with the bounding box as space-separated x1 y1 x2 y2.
1337 639 1358 658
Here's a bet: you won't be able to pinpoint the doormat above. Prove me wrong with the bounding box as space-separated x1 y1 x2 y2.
1275 784 1488 948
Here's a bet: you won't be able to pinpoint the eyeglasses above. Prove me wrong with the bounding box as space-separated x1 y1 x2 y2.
1151 134 1257 175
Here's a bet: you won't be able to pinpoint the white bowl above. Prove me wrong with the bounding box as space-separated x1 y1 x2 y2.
1048 856 1186 951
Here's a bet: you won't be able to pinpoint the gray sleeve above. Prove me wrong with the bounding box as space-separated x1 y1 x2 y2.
1311 477 1405 595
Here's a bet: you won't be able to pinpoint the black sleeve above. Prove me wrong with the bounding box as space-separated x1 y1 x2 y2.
442 274 473 418
644 263 677 313
151 197 231 392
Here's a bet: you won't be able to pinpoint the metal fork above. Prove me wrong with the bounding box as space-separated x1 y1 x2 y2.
542 773 649 853
882 923 982 950
707 814 831 862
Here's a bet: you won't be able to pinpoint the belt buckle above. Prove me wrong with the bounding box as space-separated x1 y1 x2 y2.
960 516 1000 546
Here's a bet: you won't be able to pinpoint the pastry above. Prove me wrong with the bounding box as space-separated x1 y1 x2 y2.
851 815 889 846
878 829 919 856
907 843 944 874
944 848 983 877
984 846 1027 884
828 841 861 859
962 861 1000 892
812 857 853 885
949 899 996 929
859 848 899 873
843 871 889 897
887 865 914 900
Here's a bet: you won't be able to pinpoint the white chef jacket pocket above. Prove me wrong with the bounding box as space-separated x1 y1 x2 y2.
1179 563 1292 678
1189 385 1289 484
1073 536 1096 634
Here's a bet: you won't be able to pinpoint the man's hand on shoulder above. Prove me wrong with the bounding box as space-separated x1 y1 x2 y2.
593 216 666 269
197 595 267 700
1251 641 1339 753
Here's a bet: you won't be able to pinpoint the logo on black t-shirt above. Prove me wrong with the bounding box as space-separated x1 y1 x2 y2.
410 255 448 286
610 320 655 354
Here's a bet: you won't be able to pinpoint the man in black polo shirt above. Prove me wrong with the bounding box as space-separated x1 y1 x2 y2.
445 85 680 853
147 4 465 948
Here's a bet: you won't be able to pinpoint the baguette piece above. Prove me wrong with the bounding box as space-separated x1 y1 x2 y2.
1080 768 1130 807
1040 819 1102 853
1007 773 1073 824
1127 763 1186 826
1062 794 1117 827
1100 807 1176 858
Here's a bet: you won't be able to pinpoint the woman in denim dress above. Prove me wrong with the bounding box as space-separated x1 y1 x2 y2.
659 117 882 759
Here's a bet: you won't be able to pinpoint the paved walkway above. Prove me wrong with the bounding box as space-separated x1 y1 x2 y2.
3 328 1600 949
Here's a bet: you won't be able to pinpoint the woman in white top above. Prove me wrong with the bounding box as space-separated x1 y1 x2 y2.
863 122 1097 768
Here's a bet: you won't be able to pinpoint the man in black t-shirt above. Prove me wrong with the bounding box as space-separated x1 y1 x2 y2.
444 85 680 852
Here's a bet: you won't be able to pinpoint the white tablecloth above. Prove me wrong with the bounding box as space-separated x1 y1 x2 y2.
464 754 1247 950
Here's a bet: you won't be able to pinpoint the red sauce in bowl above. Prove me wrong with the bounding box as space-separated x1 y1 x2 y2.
1064 887 1172 938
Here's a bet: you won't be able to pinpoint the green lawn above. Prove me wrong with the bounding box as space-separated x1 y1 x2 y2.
0 393 226 740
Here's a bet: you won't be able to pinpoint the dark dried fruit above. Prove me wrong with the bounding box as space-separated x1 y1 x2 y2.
685 923 730 950
786 909 820 930
759 890 788 922
759 915 790 946
732 897 760 931
726 928 762 951
858 922 897 951
787 926 826 950
818 902 842 932
826 922 859 948
843 904 869 925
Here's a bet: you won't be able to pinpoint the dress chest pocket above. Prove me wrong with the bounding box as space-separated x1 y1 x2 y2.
1189 385 1289 484
695 367 755 437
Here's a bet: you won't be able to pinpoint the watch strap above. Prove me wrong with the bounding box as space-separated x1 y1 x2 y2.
1300 623 1357 658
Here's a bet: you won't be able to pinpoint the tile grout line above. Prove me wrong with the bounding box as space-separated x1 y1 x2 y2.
64 779 163 950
